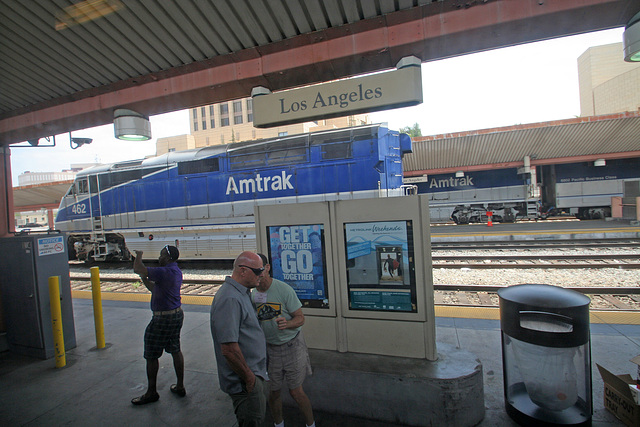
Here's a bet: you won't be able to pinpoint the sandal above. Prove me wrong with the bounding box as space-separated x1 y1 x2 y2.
131 392 159 405
170 384 186 397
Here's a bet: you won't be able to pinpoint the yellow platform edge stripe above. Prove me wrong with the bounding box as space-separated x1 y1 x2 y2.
72 290 213 305
72 291 640 325
434 305 640 325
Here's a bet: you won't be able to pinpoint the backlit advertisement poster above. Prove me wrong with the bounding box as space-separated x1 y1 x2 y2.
344 220 417 312
267 224 329 308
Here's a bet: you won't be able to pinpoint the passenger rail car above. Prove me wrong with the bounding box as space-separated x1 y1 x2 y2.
540 159 640 219
413 158 640 223
55 125 412 261
414 168 539 224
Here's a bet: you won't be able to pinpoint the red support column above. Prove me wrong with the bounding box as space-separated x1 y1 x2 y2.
0 147 12 333
611 197 623 218
0 147 15 238
47 208 55 230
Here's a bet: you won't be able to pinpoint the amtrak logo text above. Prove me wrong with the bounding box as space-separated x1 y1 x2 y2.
226 171 294 195
429 176 474 189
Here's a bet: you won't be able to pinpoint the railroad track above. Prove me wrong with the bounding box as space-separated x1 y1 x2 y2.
72 253 640 272
69 276 640 310
70 239 640 310
434 285 640 311
431 238 640 251
430 254 640 269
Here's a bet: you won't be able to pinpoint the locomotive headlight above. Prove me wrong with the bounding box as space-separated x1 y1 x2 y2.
114 109 151 141
624 12 640 62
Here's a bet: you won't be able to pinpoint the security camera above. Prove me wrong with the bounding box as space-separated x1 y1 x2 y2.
70 137 93 149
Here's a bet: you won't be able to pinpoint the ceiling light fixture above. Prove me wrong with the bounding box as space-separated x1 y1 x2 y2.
114 109 151 141
56 0 124 31
623 11 640 62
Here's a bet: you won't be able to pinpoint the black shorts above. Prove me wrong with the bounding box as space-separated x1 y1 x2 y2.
143 308 184 359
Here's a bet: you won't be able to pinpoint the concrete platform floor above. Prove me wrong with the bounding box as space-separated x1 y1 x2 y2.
1 299 638 426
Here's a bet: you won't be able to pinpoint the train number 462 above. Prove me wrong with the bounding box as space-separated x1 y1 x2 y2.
71 203 87 214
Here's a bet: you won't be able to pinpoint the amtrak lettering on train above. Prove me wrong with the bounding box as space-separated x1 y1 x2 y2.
226 171 294 195
429 176 474 189
55 125 412 262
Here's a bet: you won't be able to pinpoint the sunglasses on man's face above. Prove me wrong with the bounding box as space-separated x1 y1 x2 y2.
239 265 265 276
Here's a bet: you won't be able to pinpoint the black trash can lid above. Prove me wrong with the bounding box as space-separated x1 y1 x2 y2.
498 284 590 309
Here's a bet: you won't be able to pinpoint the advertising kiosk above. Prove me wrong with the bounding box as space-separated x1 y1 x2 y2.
255 195 484 426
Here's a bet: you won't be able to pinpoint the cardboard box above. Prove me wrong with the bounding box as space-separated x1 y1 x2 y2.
630 384 640 405
597 358 640 427
632 355 640 386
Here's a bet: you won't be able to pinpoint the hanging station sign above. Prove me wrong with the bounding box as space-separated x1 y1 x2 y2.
251 56 422 128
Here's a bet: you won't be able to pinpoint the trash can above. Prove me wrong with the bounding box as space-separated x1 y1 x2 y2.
498 284 592 426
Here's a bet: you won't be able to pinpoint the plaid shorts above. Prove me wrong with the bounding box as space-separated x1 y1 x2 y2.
143 308 184 359
266 331 312 391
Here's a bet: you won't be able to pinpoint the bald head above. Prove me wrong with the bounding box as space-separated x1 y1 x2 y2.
231 251 265 289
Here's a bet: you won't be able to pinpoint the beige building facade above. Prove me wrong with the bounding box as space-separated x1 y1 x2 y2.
156 97 370 155
578 42 640 116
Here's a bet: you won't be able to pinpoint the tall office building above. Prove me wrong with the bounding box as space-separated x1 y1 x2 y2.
578 42 640 116
157 96 370 155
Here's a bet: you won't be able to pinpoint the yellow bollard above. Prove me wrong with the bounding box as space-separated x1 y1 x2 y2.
48 276 66 368
90 266 106 349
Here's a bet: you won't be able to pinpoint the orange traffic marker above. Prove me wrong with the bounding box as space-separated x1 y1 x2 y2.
487 211 493 227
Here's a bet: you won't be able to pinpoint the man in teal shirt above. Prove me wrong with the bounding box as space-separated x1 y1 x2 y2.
252 253 315 427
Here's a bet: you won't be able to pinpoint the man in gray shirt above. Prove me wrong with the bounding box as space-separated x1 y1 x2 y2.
210 251 268 427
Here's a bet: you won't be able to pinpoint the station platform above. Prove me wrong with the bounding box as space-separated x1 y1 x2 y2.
0 297 638 426
1 219 639 426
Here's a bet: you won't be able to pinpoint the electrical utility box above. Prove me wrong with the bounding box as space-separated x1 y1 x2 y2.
0 234 76 359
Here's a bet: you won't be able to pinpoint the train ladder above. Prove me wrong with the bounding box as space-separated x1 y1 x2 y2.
526 200 538 219
92 216 108 260
87 177 108 260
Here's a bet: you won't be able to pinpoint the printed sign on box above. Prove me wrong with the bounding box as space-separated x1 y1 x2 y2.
37 236 65 257
597 359 640 427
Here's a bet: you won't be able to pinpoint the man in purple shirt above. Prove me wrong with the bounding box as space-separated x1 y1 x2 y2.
131 245 185 405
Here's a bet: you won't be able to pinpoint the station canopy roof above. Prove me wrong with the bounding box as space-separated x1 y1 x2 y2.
404 112 640 175
1 0 638 146
12 181 73 211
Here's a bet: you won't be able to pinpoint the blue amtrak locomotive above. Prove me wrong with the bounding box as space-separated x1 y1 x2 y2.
55 125 412 261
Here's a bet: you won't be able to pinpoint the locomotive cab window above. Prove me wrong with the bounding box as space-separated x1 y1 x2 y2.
68 178 88 196
77 179 88 194
89 175 99 194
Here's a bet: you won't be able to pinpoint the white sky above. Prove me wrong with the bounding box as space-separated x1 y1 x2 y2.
10 27 624 184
